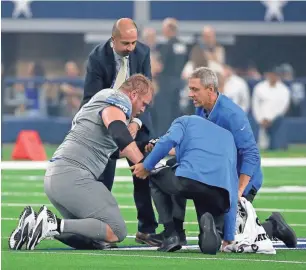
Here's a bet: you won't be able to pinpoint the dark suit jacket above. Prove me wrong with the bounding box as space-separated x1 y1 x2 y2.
82 39 153 135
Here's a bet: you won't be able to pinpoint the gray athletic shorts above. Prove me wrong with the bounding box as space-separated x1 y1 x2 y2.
44 159 127 241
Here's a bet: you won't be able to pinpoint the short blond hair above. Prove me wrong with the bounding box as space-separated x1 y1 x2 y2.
120 74 154 96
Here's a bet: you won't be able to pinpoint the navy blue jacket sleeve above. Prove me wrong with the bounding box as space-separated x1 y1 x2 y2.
143 118 185 171
82 51 104 106
142 49 152 80
229 112 260 177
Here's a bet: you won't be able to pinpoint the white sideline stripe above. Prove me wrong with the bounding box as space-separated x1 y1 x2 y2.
2 203 306 213
2 158 306 170
2 192 306 200
260 186 306 193
2 217 306 228
2 251 305 264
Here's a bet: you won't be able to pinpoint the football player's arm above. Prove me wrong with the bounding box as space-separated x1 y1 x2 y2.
102 106 144 164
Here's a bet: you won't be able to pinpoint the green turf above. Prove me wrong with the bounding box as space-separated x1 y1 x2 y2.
2 163 306 269
2 143 306 161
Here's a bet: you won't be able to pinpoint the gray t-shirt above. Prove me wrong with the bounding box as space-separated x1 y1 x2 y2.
53 88 132 178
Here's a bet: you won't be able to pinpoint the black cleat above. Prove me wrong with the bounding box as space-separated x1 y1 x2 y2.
267 212 297 248
157 235 181 252
198 212 221 255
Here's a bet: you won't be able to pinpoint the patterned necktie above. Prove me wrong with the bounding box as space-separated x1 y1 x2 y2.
113 57 128 90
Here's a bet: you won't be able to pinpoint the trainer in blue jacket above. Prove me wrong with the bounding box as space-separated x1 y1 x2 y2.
132 115 238 254
188 67 295 248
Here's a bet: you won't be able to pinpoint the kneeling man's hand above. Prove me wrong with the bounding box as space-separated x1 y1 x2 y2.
131 163 150 179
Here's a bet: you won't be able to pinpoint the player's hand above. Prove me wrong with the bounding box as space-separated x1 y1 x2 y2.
145 143 154 153
128 122 140 139
131 163 150 179
145 138 160 152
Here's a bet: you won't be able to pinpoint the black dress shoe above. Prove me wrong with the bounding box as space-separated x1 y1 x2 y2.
148 230 187 247
157 235 182 252
267 212 297 248
198 213 221 255
135 232 160 246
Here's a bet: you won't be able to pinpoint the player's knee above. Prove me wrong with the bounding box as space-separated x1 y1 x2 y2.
114 222 127 242
107 219 127 242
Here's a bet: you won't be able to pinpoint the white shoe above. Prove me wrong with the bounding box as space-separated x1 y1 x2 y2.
9 206 36 250
27 205 60 250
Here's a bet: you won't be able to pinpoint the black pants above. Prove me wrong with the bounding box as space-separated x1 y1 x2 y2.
98 127 158 234
150 167 229 235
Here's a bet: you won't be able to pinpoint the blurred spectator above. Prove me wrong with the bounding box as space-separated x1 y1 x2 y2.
278 63 306 117
279 63 294 81
181 45 208 80
59 61 83 117
252 67 290 150
223 64 251 112
245 64 262 80
142 28 163 92
14 62 45 117
152 18 187 136
200 26 225 65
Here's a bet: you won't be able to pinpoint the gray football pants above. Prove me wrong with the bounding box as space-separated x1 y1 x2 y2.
44 159 127 249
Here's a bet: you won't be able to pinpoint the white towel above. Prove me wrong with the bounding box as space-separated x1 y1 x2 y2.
223 198 276 254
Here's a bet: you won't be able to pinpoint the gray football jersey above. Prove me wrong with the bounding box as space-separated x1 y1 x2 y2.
53 88 132 178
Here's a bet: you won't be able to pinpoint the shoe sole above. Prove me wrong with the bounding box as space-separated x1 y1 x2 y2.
158 244 182 252
199 213 219 255
27 219 43 250
135 237 160 247
8 206 35 250
272 212 297 248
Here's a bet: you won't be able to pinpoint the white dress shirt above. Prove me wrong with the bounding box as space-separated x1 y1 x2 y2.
252 80 290 124
223 74 251 112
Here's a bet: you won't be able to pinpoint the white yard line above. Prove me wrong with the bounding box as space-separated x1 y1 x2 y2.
2 158 306 170
2 192 306 200
2 203 306 213
2 217 306 228
2 250 305 264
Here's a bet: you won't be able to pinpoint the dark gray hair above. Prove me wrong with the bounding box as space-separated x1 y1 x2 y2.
189 67 219 92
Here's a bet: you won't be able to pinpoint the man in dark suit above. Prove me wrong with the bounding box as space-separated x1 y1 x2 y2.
82 18 158 244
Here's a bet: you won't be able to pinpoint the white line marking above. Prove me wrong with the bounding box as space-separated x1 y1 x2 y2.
2 158 306 170
260 186 306 193
2 217 306 228
2 192 306 201
2 251 305 264
2 203 306 213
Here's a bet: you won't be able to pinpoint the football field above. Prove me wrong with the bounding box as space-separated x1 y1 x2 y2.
1 145 306 270
2 164 306 269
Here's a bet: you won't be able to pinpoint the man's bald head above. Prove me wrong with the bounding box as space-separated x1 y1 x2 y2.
112 18 138 38
111 18 138 57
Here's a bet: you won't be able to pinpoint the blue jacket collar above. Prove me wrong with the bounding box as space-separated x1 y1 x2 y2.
203 92 222 121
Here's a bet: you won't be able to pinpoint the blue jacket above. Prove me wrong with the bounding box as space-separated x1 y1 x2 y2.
196 93 263 195
143 115 238 241
82 39 153 135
